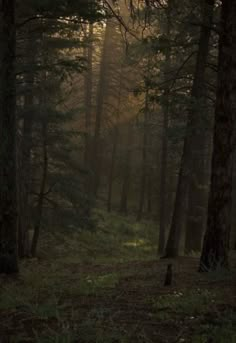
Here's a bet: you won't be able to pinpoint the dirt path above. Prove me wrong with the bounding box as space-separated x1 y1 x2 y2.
72 257 236 342
0 257 236 342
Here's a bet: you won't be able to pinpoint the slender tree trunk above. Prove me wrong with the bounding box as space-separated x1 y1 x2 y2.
158 1 171 254
147 169 152 214
92 21 111 196
165 146 190 257
83 23 94 215
18 102 33 258
165 0 214 258
231 153 236 249
120 123 133 215
107 126 119 212
31 123 48 257
185 133 209 253
107 66 123 212
158 100 169 254
200 0 236 270
137 90 149 221
84 23 93 168
185 0 215 254
18 41 35 258
0 0 18 274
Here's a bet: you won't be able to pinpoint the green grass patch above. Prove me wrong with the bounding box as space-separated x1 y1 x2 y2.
152 289 236 342
39 208 158 264
153 289 215 316
1 209 235 343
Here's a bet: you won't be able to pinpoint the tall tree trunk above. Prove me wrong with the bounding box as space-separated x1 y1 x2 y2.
0 0 18 274
18 36 36 258
31 122 48 257
107 126 119 212
92 21 111 196
200 0 236 270
84 23 93 169
185 0 215 254
107 66 122 212
184 133 210 253
231 152 236 249
158 100 169 254
120 123 133 215
158 0 171 254
147 168 152 214
165 0 214 258
18 93 33 258
84 23 94 214
137 89 149 221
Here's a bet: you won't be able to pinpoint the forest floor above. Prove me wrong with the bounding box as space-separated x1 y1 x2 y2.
0 210 236 343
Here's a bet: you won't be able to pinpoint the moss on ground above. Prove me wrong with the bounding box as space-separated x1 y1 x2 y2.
0 210 235 343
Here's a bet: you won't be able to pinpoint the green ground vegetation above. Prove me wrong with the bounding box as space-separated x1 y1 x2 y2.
0 210 235 343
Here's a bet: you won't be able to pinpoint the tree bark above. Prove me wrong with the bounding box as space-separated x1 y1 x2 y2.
185 133 209 253
92 21 112 196
0 0 18 274
158 98 169 254
231 152 236 249
158 0 171 254
18 93 33 258
165 0 214 258
185 0 215 254
137 89 149 221
200 0 236 271
120 123 133 215
107 65 123 212
18 35 36 258
107 126 119 212
31 122 48 257
84 23 93 169
147 168 152 214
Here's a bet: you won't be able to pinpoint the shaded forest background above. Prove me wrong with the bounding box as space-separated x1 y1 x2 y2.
0 0 236 272
0 1 236 342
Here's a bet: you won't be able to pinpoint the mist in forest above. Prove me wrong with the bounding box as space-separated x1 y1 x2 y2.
0 0 235 342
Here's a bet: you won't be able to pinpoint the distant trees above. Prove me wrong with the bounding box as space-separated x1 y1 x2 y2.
0 0 104 273
1 0 235 274
113 0 235 267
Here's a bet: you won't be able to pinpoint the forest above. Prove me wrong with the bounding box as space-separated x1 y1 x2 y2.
0 0 236 342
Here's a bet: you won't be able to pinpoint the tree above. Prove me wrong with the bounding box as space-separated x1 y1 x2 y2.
199 0 236 271
120 122 133 215
185 0 215 253
5 0 104 259
31 121 48 257
158 0 171 255
137 88 149 221
17 24 38 258
107 67 123 212
165 0 215 258
0 0 19 273
84 23 94 166
91 20 113 196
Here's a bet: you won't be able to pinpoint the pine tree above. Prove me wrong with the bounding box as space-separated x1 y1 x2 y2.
199 0 236 271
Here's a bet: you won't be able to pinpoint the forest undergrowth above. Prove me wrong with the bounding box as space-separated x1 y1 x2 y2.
0 210 235 343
